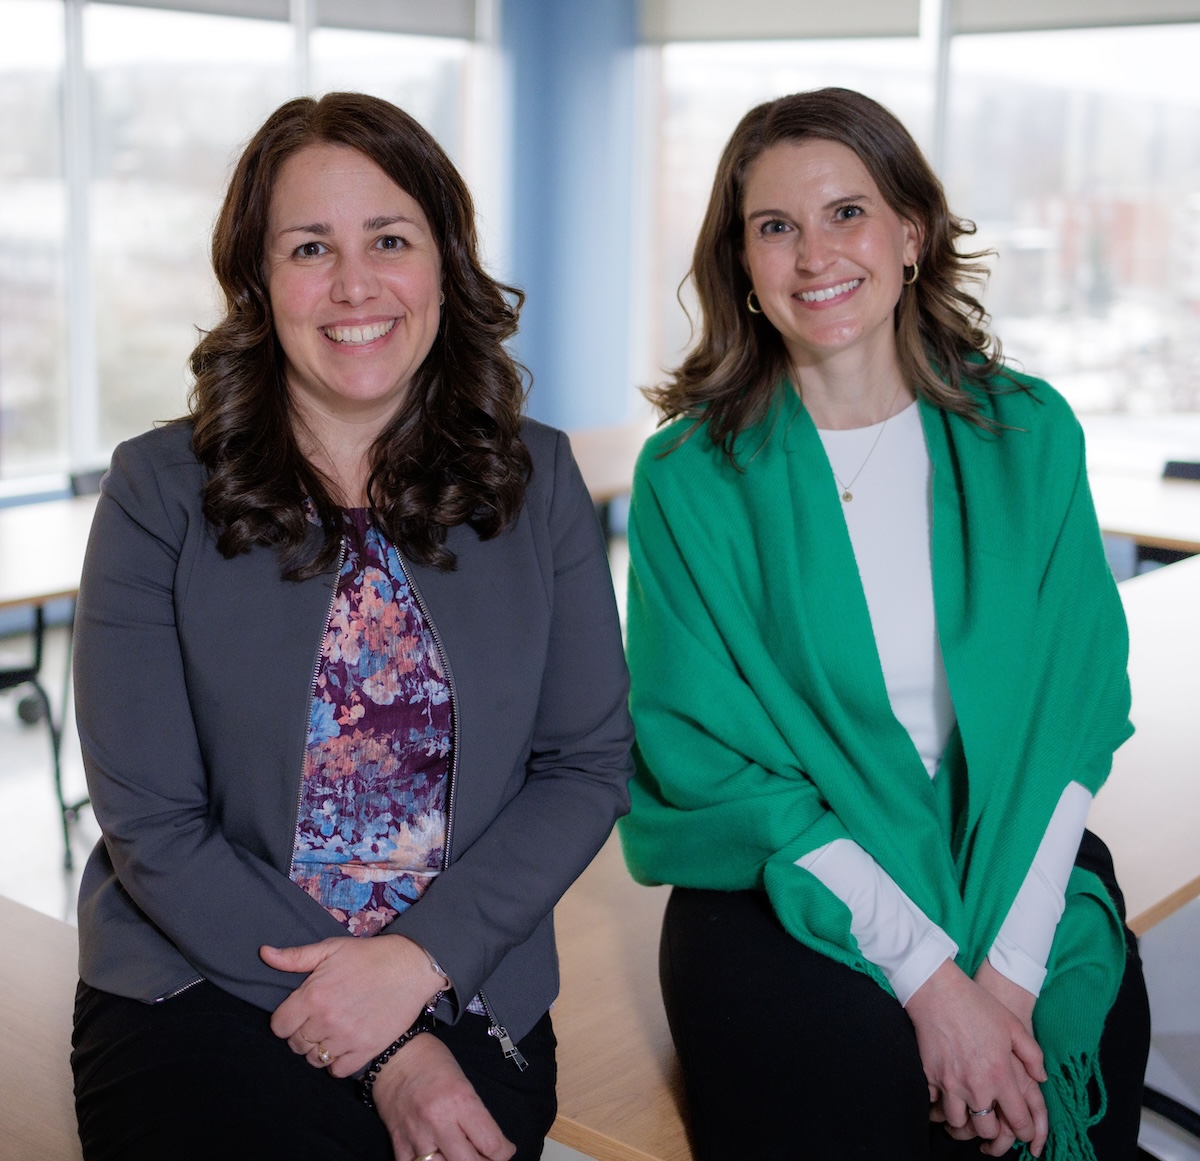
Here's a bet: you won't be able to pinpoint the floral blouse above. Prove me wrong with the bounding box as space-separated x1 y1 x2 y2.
289 509 452 937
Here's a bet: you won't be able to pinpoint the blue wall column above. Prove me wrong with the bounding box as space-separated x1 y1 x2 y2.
501 0 639 431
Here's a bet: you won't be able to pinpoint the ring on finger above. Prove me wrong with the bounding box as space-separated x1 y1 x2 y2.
968 1105 995 1117
415 1152 440 1161
316 1043 332 1066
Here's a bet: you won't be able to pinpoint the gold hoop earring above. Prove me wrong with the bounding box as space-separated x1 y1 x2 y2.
903 263 919 286
746 290 763 314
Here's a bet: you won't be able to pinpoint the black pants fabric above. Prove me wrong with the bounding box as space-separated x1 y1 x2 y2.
72 980 556 1161
659 830 1150 1160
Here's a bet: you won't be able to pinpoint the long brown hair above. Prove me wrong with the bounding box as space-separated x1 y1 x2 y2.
188 92 531 576
650 87 1007 453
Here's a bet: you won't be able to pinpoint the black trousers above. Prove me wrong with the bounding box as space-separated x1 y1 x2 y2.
72 980 556 1161
660 831 1150 1160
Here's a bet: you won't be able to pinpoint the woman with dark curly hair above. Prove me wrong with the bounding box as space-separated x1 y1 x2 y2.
620 88 1149 1160
71 92 633 1161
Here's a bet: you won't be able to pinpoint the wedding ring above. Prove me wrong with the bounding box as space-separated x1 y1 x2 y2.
415 1153 441 1161
316 1043 332 1065
969 1106 995 1117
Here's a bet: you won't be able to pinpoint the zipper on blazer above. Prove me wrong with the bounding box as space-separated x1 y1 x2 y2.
391 550 459 873
389 553 522 1064
155 975 204 1002
478 990 529 1071
287 536 348 878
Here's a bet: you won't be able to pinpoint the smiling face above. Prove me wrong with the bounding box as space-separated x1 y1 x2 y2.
741 138 920 376
265 143 442 435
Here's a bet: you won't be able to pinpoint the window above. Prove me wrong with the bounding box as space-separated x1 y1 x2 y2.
0 1 472 487
656 38 930 373
650 21 1200 418
85 4 293 459
0 0 67 479
945 24 1200 414
311 29 467 163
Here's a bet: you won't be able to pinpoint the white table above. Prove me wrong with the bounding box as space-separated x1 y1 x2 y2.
1089 553 1200 934
0 495 98 611
1089 470 1200 556
0 494 98 867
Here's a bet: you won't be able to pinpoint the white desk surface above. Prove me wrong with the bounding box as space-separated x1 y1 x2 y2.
0 494 98 611
1089 553 1200 934
1088 470 1200 554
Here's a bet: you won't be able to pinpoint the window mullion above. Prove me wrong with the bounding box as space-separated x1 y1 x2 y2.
62 0 99 471
290 0 311 93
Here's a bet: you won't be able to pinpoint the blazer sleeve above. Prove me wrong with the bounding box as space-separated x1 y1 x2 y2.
74 440 348 1012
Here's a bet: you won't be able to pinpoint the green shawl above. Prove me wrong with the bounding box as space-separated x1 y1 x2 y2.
620 372 1132 1161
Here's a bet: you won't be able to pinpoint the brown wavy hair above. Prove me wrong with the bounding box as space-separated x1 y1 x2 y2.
188 92 531 576
650 87 1010 452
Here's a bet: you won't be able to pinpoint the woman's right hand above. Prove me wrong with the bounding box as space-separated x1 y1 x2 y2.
263 933 447 1076
372 1033 516 1161
905 959 1049 1157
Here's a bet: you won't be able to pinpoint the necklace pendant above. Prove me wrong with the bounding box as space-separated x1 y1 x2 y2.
841 490 853 502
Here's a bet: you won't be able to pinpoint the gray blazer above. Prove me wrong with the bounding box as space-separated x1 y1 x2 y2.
73 417 634 1044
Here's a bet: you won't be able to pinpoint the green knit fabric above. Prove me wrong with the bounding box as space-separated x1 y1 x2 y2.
620 372 1132 1161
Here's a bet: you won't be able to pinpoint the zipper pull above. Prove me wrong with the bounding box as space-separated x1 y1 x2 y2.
487 1022 529 1071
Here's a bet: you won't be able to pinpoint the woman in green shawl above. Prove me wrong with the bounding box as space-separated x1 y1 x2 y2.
620 88 1149 1160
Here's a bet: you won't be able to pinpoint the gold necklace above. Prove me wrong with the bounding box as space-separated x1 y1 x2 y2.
816 381 906 503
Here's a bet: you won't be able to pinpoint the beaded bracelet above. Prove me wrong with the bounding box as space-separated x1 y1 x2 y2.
359 997 442 1109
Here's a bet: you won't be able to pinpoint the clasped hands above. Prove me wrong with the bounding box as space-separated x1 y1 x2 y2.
906 957 1049 1158
259 934 515 1161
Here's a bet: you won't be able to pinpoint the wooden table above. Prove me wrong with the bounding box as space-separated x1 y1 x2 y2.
566 422 653 508
0 896 82 1161
1089 470 1200 555
549 836 685 1161
567 422 655 540
1089 552 1200 934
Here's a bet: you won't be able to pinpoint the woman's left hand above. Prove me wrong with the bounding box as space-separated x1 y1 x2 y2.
974 957 1037 1035
372 1033 515 1161
932 959 1041 1155
261 934 447 1076
907 959 1049 1157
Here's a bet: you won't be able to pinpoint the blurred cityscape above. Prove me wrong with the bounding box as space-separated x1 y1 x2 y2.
656 25 1200 416
0 1 464 480
3 12 1200 481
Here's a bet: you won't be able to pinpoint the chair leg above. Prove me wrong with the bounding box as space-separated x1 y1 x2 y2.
25 680 74 870
11 604 89 870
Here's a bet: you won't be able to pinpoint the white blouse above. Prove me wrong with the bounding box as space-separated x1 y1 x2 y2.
797 401 1090 1004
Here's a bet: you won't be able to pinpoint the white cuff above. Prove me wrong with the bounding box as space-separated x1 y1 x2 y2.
986 937 1048 997
890 928 959 1007
797 838 958 1006
987 781 1091 997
